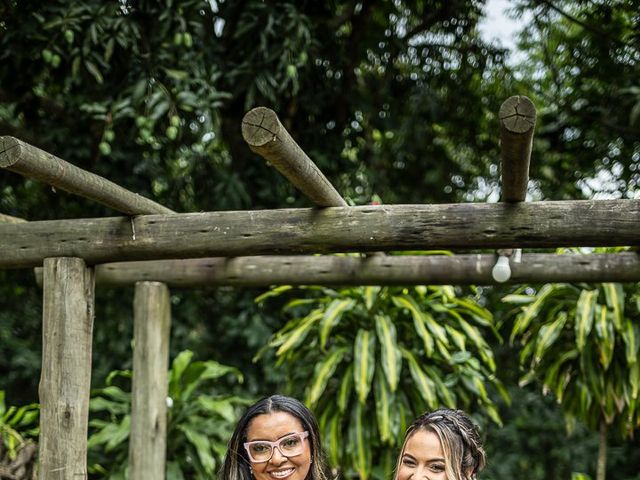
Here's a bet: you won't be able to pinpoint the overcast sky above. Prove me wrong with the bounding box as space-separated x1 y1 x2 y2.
477 0 525 51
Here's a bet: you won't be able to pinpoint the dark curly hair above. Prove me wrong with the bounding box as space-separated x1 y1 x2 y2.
394 408 486 480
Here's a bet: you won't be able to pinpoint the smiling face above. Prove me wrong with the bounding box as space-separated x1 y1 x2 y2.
246 411 312 480
396 429 448 480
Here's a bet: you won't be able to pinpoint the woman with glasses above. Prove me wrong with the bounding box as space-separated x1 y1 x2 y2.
222 395 331 480
394 408 486 480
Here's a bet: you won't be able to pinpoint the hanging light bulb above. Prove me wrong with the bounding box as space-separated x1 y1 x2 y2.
491 255 511 283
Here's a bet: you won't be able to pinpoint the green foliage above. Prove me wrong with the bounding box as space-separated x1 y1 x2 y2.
506 282 640 437
0 390 39 462
256 274 507 480
87 351 251 480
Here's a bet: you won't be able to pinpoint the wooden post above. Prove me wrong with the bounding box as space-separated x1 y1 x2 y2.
38 257 95 480
0 136 173 215
129 282 171 480
499 95 537 203
241 107 347 207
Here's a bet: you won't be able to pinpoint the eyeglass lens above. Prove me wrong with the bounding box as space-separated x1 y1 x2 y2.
247 433 305 462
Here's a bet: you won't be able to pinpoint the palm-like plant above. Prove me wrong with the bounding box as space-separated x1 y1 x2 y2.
257 283 506 480
505 282 640 480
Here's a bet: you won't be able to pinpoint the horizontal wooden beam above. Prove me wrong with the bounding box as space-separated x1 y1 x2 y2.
0 136 174 215
1 200 637 268
33 253 640 287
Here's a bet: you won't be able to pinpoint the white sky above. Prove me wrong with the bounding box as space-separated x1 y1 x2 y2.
477 0 525 51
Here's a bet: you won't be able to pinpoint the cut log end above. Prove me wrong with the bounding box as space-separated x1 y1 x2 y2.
0 136 22 168
499 96 537 134
241 107 281 147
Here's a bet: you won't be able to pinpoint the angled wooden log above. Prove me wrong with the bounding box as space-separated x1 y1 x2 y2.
0 136 174 215
499 95 536 203
242 107 347 207
1 200 638 268
129 282 171 480
38 257 95 480
29 252 640 287
0 212 26 223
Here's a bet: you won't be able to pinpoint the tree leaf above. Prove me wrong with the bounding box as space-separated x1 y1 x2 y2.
575 289 598 351
306 347 347 407
374 314 402 391
319 298 355 349
602 283 624 331
353 329 376 404
392 294 433 357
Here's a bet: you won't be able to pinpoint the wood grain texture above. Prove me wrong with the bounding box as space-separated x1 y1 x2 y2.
1 200 638 268
129 282 171 480
38 257 95 480
0 136 173 215
242 107 347 207
499 96 537 202
36 252 639 287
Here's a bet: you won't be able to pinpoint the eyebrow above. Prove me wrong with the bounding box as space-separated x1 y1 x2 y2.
402 453 446 463
247 431 299 442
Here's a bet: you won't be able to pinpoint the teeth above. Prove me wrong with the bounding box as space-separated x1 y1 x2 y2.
270 469 294 478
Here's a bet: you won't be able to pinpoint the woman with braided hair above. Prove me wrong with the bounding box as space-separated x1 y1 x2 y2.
394 408 486 480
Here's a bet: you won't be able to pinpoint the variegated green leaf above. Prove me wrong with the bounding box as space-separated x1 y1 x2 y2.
349 402 371 480
374 371 392 443
594 305 615 370
621 319 638 366
392 294 434 357
327 412 342 467
337 365 353 412
275 310 323 357
630 361 639 400
510 284 566 342
542 349 578 393
401 347 436 408
575 289 598 351
306 347 347 407
319 298 356 349
423 311 449 346
602 283 624 331
364 286 381 310
374 314 402 391
424 365 455 408
254 285 293 303
534 312 568 364
353 329 376 404
445 325 466 351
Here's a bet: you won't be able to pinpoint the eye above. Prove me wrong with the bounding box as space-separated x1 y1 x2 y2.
250 443 270 453
401 457 417 467
282 437 300 448
429 463 445 473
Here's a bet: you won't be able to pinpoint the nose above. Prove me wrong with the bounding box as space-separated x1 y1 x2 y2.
269 446 288 465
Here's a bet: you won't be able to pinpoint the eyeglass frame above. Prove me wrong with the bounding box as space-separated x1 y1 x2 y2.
243 431 310 463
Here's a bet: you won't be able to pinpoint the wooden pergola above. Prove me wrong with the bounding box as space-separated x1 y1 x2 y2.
0 96 638 480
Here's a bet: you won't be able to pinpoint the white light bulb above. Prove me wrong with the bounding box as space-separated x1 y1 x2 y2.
491 255 511 283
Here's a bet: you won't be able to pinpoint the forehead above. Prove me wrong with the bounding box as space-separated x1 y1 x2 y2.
246 411 304 440
404 429 444 460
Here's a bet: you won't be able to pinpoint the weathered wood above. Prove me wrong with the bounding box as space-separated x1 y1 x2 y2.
30 252 640 286
0 212 26 223
38 257 95 480
129 282 171 480
242 107 347 207
0 136 174 215
499 96 536 202
0 200 638 268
